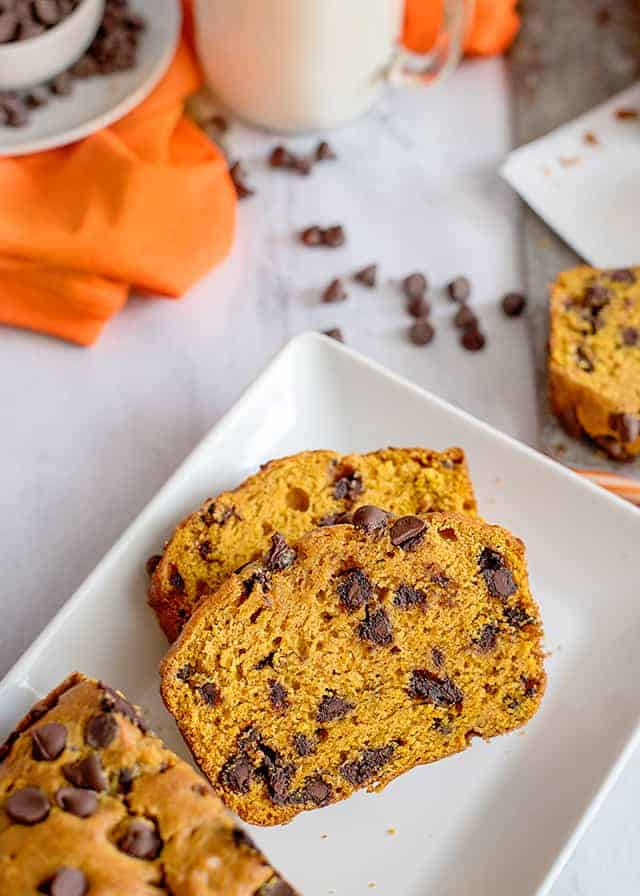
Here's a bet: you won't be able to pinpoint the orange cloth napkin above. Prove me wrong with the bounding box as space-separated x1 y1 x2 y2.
0 20 236 346
403 0 520 57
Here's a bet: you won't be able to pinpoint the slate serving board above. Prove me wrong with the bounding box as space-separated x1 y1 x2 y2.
510 0 640 472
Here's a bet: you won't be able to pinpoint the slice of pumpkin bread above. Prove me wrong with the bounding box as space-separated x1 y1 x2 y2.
149 447 477 642
160 508 545 826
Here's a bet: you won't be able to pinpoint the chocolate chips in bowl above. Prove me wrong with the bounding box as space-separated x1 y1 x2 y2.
0 0 146 128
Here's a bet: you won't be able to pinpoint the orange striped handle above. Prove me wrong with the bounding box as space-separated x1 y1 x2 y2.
573 468 640 507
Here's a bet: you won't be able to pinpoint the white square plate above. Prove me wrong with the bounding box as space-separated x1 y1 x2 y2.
1 332 639 896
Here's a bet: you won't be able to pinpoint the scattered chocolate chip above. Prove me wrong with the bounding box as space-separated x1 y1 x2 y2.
269 145 295 168
293 155 313 176
409 318 435 346
337 568 372 612
454 304 477 329
118 819 163 860
322 327 344 342
322 278 348 303
259 748 295 805
25 86 49 108
438 527 457 541
333 468 363 501
268 680 289 712
198 540 212 561
323 224 346 248
264 533 297 571
576 344 595 372
200 683 219 706
38 867 88 896
317 510 353 526
31 722 67 761
389 515 426 550
146 554 162 576
293 733 315 756
609 413 640 443
432 647 445 667
522 677 540 698
621 327 638 346
408 294 430 318
255 650 276 670
85 713 118 749
243 567 270 594
408 670 463 707
478 547 516 600
317 692 353 722
230 161 254 199
501 291 527 317
503 604 535 629
316 140 336 161
289 774 332 806
473 623 499 652
258 877 298 896
176 664 195 682
100 685 148 732
300 225 324 246
615 107 639 120
6 786 49 825
50 72 73 96
118 767 135 793
340 745 394 787
610 268 636 283
393 584 427 608
169 567 185 591
352 505 388 535
460 326 486 351
353 264 377 287
402 272 427 299
63 753 107 792
220 754 253 794
55 786 98 818
447 276 471 302
201 501 235 526
584 284 611 310
358 607 393 646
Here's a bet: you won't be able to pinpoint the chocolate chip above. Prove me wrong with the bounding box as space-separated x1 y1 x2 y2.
146 554 162 576
583 284 611 310
264 533 297 571
621 327 638 346
447 276 471 302
333 468 363 501
393 584 426 608
2 94 28 127
352 505 388 535
70 54 99 77
220 754 254 794
610 268 637 283
269 145 295 168
408 670 463 706
200 683 219 706
461 326 486 351
409 317 435 346
408 294 430 318
6 787 49 824
232 827 257 850
454 304 477 329
432 647 445 667
340 744 394 787
389 515 426 550
169 567 185 591
243 567 270 594
358 607 393 646
55 787 98 818
259 748 295 804
289 774 332 806
198 540 212 560
25 86 49 108
353 264 377 287
35 0 60 25
522 677 540 698
230 161 254 199
268 680 289 712
85 713 118 749
293 155 313 176
176 664 195 682
323 225 345 248
478 547 516 600
118 767 135 793
317 692 353 722
38 868 88 896
317 510 353 526
402 272 427 299
118 819 163 860
63 753 107 791
323 327 344 342
337 568 372 612
100 685 148 732
322 278 348 303
31 722 67 761
201 501 235 526
0 12 18 43
503 604 535 628
316 140 336 161
50 72 73 96
258 877 298 896
473 623 499 652
300 225 323 246
501 291 527 317
293 733 315 756
609 413 640 443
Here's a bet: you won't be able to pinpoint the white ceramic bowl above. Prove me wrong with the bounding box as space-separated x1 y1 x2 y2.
0 0 105 91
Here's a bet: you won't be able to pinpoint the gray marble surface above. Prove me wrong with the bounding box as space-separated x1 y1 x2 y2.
1 57 638 893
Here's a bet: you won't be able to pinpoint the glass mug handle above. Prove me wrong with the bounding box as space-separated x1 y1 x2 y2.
387 0 475 88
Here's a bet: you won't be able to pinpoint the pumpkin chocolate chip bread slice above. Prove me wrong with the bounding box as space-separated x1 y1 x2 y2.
549 264 640 460
0 673 297 895
149 447 477 641
160 507 545 826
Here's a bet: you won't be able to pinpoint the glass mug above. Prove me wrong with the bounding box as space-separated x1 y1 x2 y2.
193 0 475 132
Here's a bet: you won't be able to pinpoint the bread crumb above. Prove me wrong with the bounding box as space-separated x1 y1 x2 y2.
386 826 397 836
559 156 580 167
615 107 639 120
320 833 328 839
583 131 599 146
368 884 376 889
